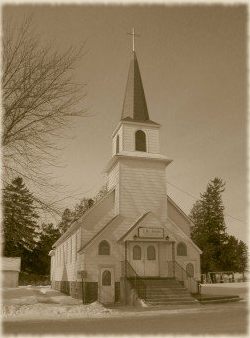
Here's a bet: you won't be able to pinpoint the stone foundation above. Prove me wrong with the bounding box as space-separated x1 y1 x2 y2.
52 280 120 304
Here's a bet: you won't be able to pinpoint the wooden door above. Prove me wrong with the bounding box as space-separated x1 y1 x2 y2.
99 268 115 304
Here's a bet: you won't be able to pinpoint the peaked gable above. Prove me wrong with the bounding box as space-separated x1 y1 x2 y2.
117 211 173 242
53 188 115 248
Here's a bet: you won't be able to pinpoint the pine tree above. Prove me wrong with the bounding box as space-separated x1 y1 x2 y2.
3 177 39 257
220 235 248 273
32 223 61 275
190 177 248 274
190 178 227 273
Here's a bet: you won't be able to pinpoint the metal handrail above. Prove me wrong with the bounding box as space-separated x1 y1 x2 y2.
121 260 147 299
168 260 198 293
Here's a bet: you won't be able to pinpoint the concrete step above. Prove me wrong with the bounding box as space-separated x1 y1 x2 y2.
129 277 197 306
142 280 182 284
146 296 195 302
146 299 198 306
141 287 189 292
145 294 194 300
145 288 190 292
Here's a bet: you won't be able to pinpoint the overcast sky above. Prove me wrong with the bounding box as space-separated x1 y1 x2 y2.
4 3 247 241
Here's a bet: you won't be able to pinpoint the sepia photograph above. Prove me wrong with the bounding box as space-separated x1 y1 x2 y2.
1 0 248 336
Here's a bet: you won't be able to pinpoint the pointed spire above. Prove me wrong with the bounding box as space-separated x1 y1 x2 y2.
121 51 150 122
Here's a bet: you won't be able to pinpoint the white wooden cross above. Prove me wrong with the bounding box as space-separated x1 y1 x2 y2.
128 28 140 52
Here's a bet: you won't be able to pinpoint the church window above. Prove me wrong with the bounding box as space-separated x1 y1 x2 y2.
102 270 111 286
177 242 187 256
147 245 156 260
186 263 194 277
133 245 141 260
135 130 146 152
98 240 110 255
116 135 120 154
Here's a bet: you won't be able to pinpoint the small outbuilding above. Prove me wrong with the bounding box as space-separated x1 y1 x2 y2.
2 257 21 287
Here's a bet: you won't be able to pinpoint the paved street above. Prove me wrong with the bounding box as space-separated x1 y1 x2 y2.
3 302 248 335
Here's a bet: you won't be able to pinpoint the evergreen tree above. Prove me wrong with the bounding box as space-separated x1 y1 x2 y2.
3 177 39 257
190 177 248 274
190 178 227 273
32 223 61 275
220 235 248 273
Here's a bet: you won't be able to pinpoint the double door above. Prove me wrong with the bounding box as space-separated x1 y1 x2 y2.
129 242 159 277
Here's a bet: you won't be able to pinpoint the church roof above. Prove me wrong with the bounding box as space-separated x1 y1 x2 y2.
121 51 156 123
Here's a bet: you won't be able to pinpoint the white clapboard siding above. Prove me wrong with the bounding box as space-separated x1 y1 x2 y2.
107 162 119 191
81 210 115 248
53 230 81 281
84 237 124 282
79 190 115 248
119 159 167 221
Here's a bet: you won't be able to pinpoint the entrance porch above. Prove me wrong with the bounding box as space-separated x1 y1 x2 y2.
125 240 175 278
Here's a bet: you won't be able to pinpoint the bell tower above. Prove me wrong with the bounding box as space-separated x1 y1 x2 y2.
105 41 172 223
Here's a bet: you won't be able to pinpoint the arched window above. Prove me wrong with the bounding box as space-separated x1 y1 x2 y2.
177 242 187 256
147 246 156 260
186 263 194 277
135 130 146 152
102 270 111 286
98 240 110 255
116 135 120 154
133 245 141 260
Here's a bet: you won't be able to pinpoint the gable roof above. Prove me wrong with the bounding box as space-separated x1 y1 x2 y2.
167 195 194 226
77 214 120 253
53 188 115 248
118 212 150 242
167 217 202 254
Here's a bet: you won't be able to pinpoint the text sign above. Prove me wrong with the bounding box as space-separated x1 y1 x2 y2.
138 227 164 239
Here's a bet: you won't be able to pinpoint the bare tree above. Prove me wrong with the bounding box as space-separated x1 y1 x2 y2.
2 17 87 214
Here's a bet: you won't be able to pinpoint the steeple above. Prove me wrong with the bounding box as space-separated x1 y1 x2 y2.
121 51 152 123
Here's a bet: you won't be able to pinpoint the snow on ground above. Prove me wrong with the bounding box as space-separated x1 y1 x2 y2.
1 286 113 319
200 282 249 299
2 284 246 321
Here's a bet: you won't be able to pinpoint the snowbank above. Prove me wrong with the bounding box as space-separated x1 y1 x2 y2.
2 286 113 319
2 301 113 320
200 282 249 299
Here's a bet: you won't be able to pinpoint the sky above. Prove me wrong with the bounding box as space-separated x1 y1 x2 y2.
3 3 247 241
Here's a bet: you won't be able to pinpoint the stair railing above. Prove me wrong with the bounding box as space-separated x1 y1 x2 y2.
168 260 198 293
121 260 146 299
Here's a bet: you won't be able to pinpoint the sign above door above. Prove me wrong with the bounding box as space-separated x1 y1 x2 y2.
138 227 164 239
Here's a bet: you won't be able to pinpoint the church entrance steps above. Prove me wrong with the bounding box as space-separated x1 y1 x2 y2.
146 300 198 306
128 277 198 306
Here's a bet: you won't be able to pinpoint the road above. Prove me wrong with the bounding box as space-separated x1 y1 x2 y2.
3 302 248 335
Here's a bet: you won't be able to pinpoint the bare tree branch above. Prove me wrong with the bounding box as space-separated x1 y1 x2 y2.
2 16 88 215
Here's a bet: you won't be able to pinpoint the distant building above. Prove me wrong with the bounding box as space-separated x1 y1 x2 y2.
2 257 21 287
50 46 201 305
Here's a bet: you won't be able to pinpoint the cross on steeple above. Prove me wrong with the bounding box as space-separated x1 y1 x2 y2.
127 28 140 52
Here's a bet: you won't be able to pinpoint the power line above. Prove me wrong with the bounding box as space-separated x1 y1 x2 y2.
166 180 246 224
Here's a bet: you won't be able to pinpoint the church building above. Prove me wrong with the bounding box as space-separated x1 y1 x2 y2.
50 39 201 305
